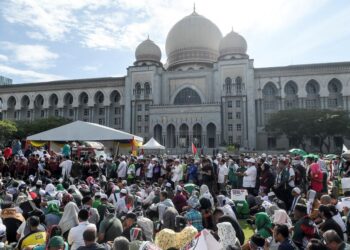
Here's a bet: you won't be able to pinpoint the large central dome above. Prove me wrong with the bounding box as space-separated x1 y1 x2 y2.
165 11 223 69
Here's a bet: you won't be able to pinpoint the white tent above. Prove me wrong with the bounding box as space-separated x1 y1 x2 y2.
27 120 143 142
139 137 165 150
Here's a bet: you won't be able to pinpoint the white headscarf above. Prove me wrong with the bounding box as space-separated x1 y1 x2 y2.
58 202 79 234
307 190 317 214
217 221 238 250
200 184 214 209
272 209 292 228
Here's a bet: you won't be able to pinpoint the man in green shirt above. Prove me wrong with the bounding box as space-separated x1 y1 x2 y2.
98 205 123 243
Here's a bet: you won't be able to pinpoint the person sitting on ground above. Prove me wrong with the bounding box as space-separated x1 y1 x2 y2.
112 236 129 250
273 224 297 250
323 229 350 250
318 204 344 240
77 228 110 250
17 216 47 250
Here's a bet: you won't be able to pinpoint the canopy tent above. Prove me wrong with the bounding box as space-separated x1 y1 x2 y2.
26 120 143 143
139 137 165 150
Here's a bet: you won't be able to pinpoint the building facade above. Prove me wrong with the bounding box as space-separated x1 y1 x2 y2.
1 10 350 152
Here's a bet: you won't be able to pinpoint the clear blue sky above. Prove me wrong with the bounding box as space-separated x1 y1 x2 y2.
1 0 350 83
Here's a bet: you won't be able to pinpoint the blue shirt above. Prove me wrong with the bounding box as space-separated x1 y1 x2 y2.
187 164 198 181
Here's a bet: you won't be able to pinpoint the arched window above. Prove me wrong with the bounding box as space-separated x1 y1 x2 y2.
79 92 89 105
263 82 278 111
34 95 44 108
305 80 320 109
95 91 104 104
284 81 298 95
236 76 242 93
174 88 201 105
263 82 277 96
64 93 73 106
7 96 16 108
135 83 141 95
306 80 319 95
144 82 151 95
110 90 121 103
284 81 298 109
328 78 342 93
225 77 232 93
49 94 58 107
21 95 30 108
328 78 343 108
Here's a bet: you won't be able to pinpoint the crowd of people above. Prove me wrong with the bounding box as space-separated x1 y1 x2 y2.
0 141 349 250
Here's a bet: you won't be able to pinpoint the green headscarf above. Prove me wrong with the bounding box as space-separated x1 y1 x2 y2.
48 236 65 247
47 203 62 217
56 184 64 191
255 212 273 238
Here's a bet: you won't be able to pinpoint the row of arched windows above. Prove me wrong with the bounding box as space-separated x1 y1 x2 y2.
134 82 151 95
263 78 343 96
224 76 243 94
6 90 122 109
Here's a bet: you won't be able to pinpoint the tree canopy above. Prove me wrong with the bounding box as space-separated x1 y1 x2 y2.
14 117 72 139
0 120 17 146
266 109 350 153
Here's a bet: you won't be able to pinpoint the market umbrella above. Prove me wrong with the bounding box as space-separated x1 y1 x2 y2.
324 154 337 160
289 148 307 156
304 153 319 159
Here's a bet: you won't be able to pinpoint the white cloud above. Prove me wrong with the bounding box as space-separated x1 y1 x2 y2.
0 54 8 62
1 42 59 69
82 65 99 72
26 31 46 40
0 0 330 52
0 64 64 82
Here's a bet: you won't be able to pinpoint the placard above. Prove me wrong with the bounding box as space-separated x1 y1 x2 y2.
231 189 248 201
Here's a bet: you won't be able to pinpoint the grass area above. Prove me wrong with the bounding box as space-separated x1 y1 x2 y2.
239 219 255 243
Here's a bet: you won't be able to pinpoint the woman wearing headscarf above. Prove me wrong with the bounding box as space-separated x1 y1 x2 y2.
255 212 273 238
218 215 245 245
306 189 320 220
58 202 79 239
217 221 241 249
45 203 62 228
199 184 214 209
272 209 292 229
259 162 275 194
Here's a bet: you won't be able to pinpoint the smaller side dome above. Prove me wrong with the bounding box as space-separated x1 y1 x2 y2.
219 30 247 58
135 38 162 63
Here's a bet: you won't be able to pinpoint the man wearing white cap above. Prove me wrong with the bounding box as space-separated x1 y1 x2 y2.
242 158 257 195
290 187 304 216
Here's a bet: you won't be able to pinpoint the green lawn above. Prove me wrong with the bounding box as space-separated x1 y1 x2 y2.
239 219 255 243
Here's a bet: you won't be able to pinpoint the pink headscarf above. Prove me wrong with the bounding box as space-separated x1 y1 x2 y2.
310 162 321 174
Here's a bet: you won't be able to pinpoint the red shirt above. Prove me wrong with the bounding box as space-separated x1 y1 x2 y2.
3 147 12 160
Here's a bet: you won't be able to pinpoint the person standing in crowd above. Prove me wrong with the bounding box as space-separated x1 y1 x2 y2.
62 142 71 158
217 159 228 192
98 205 122 243
59 155 72 182
171 159 183 187
242 158 257 195
68 209 97 250
117 156 127 179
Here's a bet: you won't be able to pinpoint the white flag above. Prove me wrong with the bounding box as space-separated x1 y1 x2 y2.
343 144 348 153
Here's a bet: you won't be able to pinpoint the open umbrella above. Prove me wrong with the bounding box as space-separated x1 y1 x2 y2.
324 154 337 160
304 154 319 159
289 148 307 156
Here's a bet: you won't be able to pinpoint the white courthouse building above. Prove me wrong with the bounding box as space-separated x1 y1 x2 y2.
1 10 350 152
